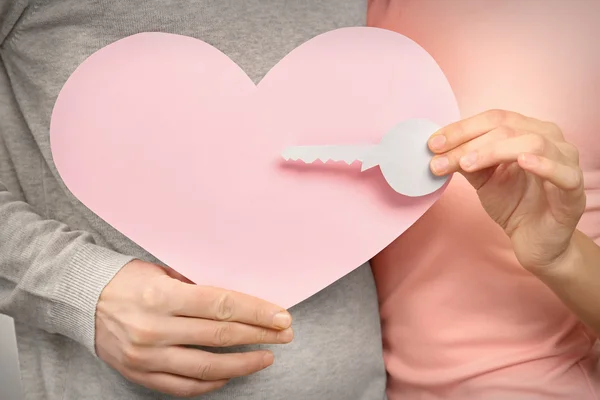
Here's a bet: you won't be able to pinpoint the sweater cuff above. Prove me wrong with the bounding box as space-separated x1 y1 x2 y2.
51 244 135 356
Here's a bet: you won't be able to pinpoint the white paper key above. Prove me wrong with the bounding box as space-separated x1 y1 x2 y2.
281 118 449 197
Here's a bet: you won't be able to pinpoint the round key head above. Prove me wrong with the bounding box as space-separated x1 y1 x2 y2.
376 118 449 197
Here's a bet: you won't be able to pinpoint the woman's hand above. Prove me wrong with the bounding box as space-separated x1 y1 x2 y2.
95 260 293 398
427 109 587 274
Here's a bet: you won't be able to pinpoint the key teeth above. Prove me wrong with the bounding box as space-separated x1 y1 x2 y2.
284 155 360 165
281 149 312 163
281 149 292 161
281 147 366 165
326 157 358 165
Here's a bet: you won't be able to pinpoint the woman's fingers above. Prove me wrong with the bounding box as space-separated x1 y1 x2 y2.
430 126 530 175
428 131 581 193
457 133 564 173
517 153 584 192
127 346 274 381
430 132 564 175
123 370 229 398
428 109 563 154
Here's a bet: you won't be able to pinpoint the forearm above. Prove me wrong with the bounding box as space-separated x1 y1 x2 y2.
536 229 600 335
0 182 135 355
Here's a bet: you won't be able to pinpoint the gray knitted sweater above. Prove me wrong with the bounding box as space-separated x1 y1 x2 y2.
0 1 387 399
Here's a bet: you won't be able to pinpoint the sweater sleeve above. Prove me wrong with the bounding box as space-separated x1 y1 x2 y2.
0 182 135 355
0 0 136 357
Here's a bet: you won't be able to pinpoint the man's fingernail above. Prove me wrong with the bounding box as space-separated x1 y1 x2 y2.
262 352 274 367
273 312 292 329
460 152 478 170
277 328 294 343
431 156 449 174
429 135 446 151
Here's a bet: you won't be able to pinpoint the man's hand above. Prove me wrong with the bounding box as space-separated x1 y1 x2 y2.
95 260 293 398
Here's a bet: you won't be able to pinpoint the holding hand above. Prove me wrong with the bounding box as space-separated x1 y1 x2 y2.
95 260 293 398
428 109 586 273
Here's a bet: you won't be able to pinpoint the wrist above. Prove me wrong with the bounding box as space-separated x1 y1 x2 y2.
55 244 136 356
532 231 583 283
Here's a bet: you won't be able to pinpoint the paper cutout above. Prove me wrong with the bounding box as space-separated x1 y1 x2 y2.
281 118 448 197
50 27 459 308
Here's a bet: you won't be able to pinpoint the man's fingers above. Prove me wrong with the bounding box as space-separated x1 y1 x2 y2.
171 318 294 347
124 370 228 398
127 316 294 347
428 109 562 153
132 346 274 381
154 283 292 329
163 266 195 284
165 347 274 381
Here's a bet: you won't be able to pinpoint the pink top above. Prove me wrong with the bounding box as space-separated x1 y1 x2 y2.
368 0 600 399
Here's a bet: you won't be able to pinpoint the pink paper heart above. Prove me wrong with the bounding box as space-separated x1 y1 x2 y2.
50 27 459 308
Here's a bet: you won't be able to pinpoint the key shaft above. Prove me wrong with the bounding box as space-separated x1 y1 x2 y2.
280 118 448 197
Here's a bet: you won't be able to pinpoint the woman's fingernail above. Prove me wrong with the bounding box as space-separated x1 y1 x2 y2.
519 153 539 167
277 328 294 342
460 152 478 170
429 135 446 151
262 352 275 367
273 312 292 329
431 156 449 174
